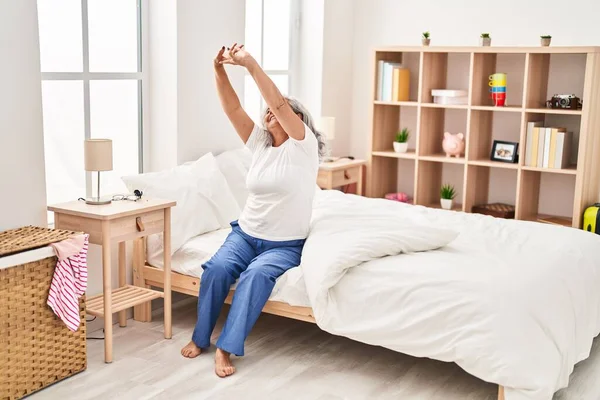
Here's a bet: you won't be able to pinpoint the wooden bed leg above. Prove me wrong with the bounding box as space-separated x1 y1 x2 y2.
498 385 505 400
133 237 152 322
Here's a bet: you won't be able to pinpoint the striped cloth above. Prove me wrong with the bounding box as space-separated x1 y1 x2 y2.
47 234 89 332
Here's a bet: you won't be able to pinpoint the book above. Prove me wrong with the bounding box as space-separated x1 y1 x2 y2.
542 128 552 168
377 60 384 100
530 127 540 167
525 121 543 166
537 127 547 168
554 131 572 169
381 62 401 101
548 128 565 168
392 67 410 102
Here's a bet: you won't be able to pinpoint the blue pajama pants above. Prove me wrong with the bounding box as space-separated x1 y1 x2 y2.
191 221 305 356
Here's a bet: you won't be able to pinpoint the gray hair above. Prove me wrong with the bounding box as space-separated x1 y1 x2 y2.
260 96 327 161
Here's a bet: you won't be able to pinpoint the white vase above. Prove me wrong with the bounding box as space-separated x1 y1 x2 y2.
480 37 491 46
440 199 453 210
422 38 430 46
541 38 551 47
393 142 408 153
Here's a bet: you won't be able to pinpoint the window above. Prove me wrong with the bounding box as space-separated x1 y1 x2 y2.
243 0 299 122
37 0 146 222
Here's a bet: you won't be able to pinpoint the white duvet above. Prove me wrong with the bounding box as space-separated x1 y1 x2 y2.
301 190 600 400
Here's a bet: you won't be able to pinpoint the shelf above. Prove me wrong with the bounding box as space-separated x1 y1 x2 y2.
533 214 573 227
427 202 463 212
374 100 419 107
469 159 519 169
471 105 524 112
421 103 469 110
372 150 417 159
521 165 578 175
525 108 582 115
420 154 466 164
87 285 164 318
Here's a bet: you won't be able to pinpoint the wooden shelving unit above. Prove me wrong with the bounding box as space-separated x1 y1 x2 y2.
368 46 600 228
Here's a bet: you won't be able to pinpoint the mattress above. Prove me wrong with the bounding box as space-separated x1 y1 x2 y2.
147 228 310 307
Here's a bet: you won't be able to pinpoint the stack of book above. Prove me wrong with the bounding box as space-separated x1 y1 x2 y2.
376 61 410 102
524 122 572 169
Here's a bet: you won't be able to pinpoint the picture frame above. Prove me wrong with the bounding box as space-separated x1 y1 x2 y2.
490 140 519 163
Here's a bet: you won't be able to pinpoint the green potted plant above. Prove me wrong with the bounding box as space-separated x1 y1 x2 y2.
540 35 552 47
480 33 491 47
440 183 456 210
393 128 410 153
422 31 430 46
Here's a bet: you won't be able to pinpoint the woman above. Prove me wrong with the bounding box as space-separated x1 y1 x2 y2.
181 43 325 378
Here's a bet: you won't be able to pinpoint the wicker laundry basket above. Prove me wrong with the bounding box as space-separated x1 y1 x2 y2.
0 226 87 400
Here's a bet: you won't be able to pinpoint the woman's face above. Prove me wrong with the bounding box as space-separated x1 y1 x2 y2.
263 105 303 131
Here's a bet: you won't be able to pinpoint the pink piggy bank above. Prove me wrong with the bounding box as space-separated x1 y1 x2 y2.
442 132 465 158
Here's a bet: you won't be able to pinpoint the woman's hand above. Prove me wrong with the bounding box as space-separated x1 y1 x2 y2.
214 46 227 69
220 43 255 68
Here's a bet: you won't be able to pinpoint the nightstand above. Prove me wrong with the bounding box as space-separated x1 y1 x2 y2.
317 158 367 195
48 198 176 363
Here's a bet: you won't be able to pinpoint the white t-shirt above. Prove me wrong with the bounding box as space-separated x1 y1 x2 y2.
238 123 319 241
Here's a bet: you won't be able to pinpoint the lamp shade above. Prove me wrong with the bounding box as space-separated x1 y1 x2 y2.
84 139 113 171
316 117 336 140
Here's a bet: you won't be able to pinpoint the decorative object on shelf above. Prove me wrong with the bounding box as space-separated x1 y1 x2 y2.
393 128 410 153
540 35 552 47
84 138 113 205
422 31 431 46
385 192 412 203
546 94 581 110
488 73 507 106
480 33 491 46
440 184 456 210
490 140 519 163
442 132 465 158
472 203 515 219
377 61 410 102
583 203 600 234
431 89 468 105
525 125 573 169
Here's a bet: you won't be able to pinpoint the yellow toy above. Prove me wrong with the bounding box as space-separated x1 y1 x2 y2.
583 203 600 234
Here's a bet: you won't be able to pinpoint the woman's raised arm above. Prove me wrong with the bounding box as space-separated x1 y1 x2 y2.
222 44 306 141
214 46 254 143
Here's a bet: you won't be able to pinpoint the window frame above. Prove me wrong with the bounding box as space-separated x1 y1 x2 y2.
245 0 300 116
40 0 149 198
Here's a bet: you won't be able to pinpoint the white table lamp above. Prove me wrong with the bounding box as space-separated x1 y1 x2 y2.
84 139 113 205
316 117 336 162
317 116 336 141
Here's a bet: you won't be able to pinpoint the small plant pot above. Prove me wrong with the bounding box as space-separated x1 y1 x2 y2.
541 38 551 47
393 142 408 153
480 37 491 46
422 38 430 46
440 199 453 210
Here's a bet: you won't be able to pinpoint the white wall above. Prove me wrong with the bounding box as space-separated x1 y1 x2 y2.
297 0 324 119
321 0 354 157
176 0 246 164
147 0 178 172
0 0 47 231
348 0 600 160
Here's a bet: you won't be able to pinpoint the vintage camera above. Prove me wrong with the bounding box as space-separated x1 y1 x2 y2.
547 94 581 110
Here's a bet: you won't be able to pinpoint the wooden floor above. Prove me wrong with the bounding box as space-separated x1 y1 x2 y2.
30 300 600 400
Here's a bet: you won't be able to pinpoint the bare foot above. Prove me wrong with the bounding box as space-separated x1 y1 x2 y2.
214 348 236 377
181 341 202 358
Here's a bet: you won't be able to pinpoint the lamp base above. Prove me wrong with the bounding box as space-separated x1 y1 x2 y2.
85 197 112 205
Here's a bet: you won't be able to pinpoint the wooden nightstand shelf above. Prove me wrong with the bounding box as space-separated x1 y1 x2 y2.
318 158 367 195
48 198 176 363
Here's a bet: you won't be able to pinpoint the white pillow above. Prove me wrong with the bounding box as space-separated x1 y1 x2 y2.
215 147 253 208
121 153 240 256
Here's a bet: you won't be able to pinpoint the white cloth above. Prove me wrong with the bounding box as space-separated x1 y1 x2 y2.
238 123 319 241
301 190 600 400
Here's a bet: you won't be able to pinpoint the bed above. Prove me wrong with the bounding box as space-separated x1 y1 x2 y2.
123 149 600 400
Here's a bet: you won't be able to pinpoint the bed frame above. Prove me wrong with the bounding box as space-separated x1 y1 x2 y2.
130 237 505 400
